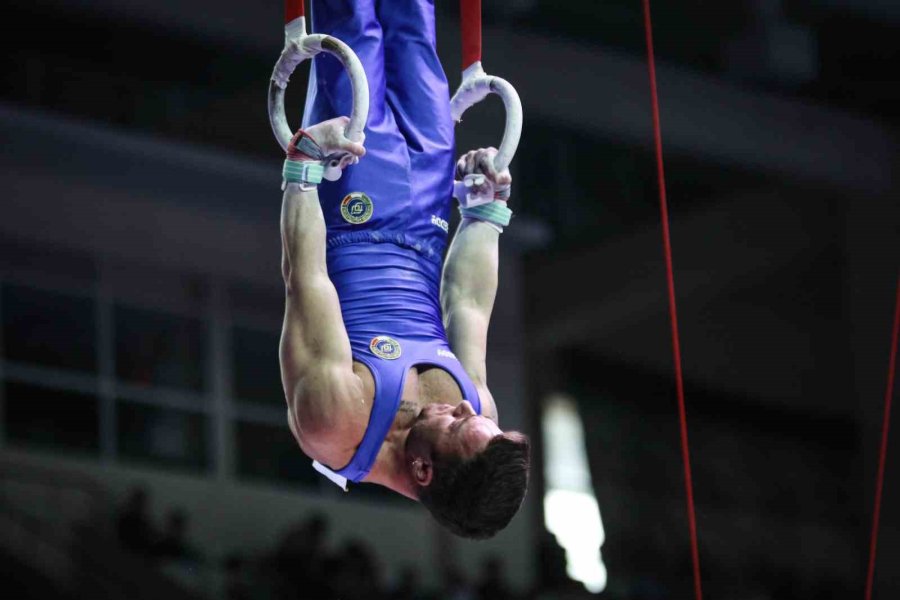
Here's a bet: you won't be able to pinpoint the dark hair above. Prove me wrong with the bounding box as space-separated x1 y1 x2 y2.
420 432 530 539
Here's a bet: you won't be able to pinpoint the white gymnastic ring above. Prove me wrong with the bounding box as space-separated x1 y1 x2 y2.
268 30 369 151
450 62 523 173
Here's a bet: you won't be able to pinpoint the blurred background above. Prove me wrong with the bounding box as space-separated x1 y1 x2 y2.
1 0 898 598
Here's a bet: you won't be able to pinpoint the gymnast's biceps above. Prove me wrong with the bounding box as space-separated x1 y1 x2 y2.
280 283 356 443
283 356 364 443
279 275 353 384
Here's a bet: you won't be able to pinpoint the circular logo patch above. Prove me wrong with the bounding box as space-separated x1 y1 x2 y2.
370 336 402 360
340 192 373 224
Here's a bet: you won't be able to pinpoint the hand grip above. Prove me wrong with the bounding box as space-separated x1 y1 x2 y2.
450 63 522 173
450 63 522 206
268 20 369 152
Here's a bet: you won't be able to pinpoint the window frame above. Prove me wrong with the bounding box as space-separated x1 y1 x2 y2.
0 255 330 494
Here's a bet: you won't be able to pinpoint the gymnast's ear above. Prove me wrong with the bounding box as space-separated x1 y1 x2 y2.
411 458 433 487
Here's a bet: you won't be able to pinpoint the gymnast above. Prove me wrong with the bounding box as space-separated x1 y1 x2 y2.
279 0 529 539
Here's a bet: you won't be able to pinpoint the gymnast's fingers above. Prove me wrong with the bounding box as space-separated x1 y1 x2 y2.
465 150 478 177
340 135 366 158
456 153 470 179
476 147 511 187
475 148 497 178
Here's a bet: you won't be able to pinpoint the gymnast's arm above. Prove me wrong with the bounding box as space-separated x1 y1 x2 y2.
440 148 511 423
280 119 366 450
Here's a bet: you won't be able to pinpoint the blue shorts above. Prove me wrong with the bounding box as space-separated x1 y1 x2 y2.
303 0 455 264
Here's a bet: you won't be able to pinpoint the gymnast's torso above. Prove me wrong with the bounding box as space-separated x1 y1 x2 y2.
298 0 483 484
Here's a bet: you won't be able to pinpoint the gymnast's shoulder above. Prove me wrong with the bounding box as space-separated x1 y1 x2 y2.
285 364 369 465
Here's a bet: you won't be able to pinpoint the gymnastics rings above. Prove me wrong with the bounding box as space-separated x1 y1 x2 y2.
267 4 369 170
451 0 523 206
451 62 523 176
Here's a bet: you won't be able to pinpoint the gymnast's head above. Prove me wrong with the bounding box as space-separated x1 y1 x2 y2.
404 401 530 539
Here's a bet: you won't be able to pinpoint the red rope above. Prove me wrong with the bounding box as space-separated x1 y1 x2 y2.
865 272 900 600
640 2 703 598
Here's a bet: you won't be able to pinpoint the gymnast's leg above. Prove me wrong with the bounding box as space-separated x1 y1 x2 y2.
377 0 456 243
304 0 412 213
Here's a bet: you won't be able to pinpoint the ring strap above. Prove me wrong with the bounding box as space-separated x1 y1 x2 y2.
292 132 325 161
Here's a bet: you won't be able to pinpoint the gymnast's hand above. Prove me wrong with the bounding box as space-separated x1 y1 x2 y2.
288 116 366 181
455 147 512 201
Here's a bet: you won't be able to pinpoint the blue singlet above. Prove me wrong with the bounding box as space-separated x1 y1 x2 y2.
303 0 482 488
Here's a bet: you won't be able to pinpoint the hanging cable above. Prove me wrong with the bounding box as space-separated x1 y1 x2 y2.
640 2 703 598
865 272 900 600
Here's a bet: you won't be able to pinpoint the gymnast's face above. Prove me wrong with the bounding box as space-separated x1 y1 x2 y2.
407 401 502 468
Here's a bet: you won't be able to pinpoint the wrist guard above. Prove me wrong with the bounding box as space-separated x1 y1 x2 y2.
459 200 513 232
283 159 325 189
284 129 326 190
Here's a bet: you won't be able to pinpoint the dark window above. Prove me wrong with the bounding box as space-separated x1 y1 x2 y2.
5 381 99 453
229 283 283 321
2 284 97 373
233 327 283 407
117 402 209 472
235 421 319 488
0 238 96 282
115 306 206 393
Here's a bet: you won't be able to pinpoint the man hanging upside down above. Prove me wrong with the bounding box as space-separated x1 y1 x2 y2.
279 0 529 540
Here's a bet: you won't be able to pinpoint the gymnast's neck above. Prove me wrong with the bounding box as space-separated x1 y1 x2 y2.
364 426 421 500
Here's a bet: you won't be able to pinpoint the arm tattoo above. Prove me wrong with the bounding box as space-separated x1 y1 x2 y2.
398 401 418 416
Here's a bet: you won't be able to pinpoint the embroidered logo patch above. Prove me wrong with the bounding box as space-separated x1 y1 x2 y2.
340 192 373 224
370 336 402 360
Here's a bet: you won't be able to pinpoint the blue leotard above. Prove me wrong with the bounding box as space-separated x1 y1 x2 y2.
303 0 482 488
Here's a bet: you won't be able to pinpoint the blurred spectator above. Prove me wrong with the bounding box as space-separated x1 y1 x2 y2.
475 555 516 600
116 486 157 555
529 530 585 599
224 555 253 600
271 512 331 599
155 509 200 564
535 530 570 589
440 565 476 600
387 565 423 600
331 539 385 600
